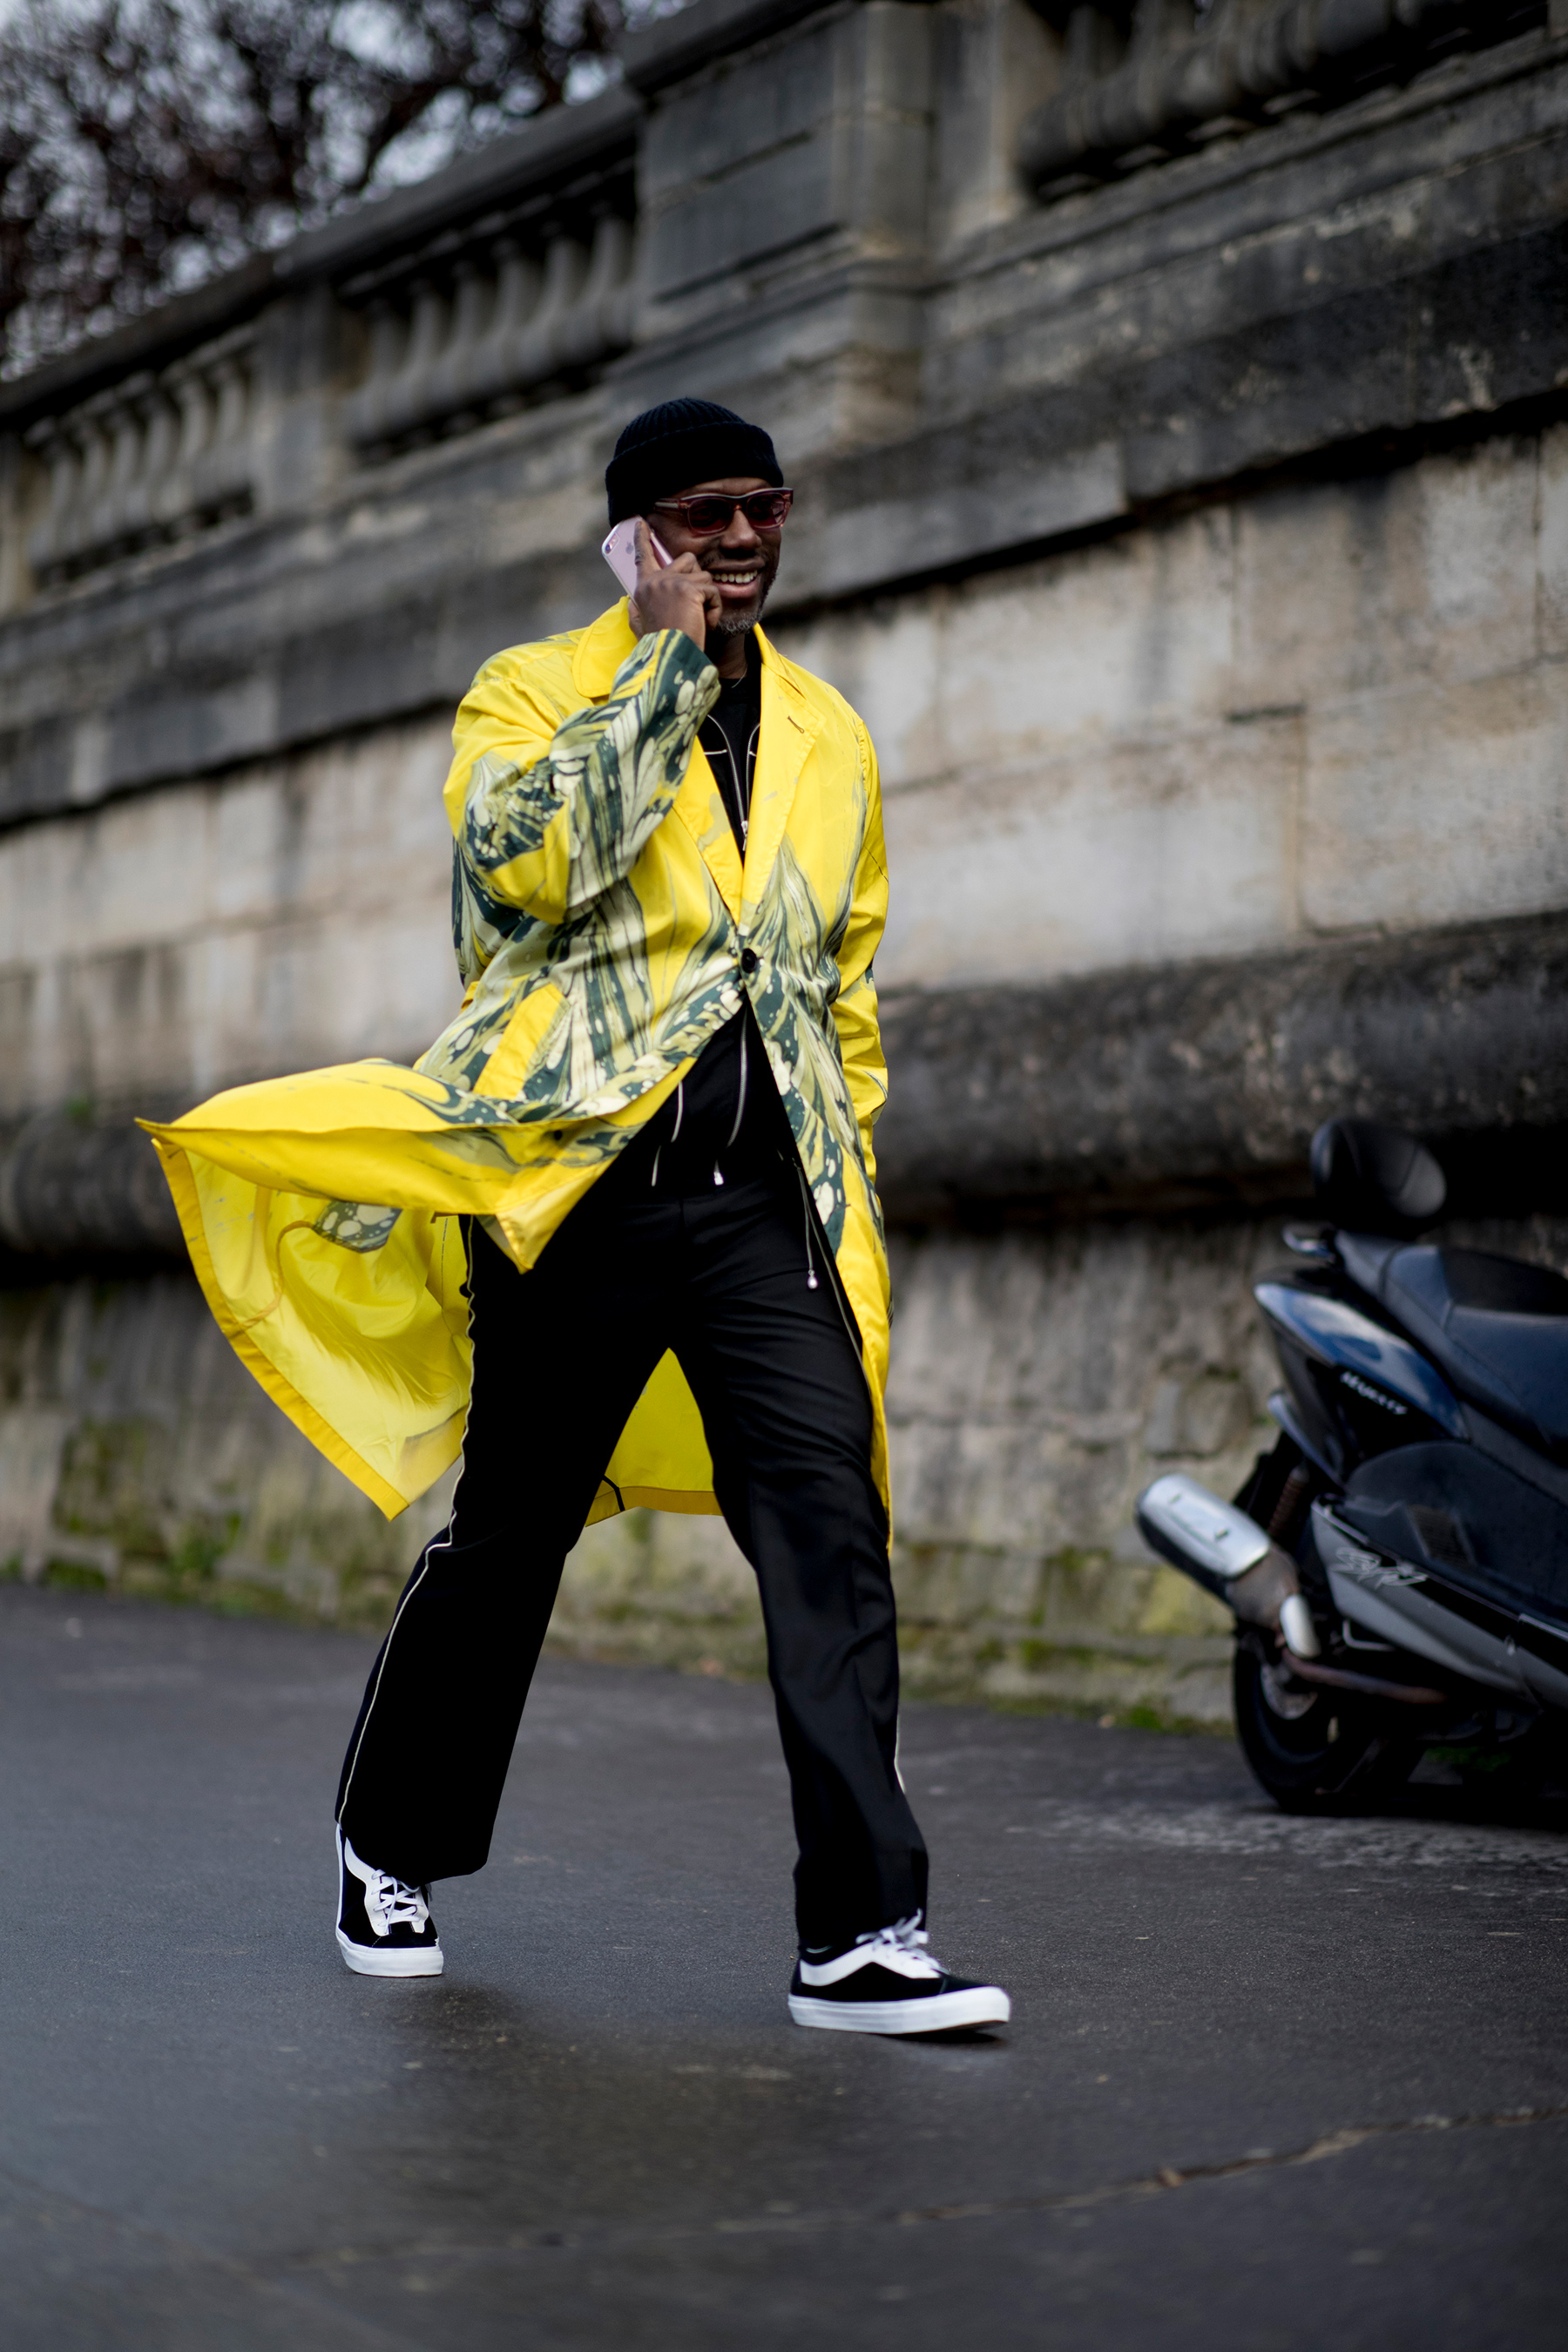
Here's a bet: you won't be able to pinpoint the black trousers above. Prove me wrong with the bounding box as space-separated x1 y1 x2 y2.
335 1173 928 1950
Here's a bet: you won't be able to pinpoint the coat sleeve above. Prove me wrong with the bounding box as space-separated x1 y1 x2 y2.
448 629 719 927
830 717 891 1192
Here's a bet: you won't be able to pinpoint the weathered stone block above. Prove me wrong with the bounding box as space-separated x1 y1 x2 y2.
929 0 1058 254
639 3 934 308
1301 666 1568 936
873 721 1300 990
1233 440 1542 710
1537 419 1568 656
0 716 455 1116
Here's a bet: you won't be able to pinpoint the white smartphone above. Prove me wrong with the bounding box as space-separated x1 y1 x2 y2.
602 517 671 597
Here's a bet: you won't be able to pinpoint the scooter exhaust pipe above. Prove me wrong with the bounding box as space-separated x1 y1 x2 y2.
1135 1473 1319 1655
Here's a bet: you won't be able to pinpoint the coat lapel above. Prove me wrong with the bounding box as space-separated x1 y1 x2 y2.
570 598 639 698
742 628 819 921
571 598 743 915
671 740 744 917
569 604 808 923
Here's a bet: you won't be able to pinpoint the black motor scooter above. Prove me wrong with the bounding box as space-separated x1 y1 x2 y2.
1138 1118 1568 1810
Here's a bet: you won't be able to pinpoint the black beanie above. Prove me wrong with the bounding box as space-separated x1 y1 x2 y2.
605 398 781 523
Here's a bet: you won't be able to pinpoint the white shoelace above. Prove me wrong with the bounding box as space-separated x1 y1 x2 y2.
368 1871 431 1937
344 1835 432 1939
799 1913 943 1988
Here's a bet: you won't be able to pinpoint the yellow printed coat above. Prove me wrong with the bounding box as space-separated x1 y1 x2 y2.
143 603 893 1531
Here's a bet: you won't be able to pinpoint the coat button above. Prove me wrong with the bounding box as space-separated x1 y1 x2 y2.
740 948 760 974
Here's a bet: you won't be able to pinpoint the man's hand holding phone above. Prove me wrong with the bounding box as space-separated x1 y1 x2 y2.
626 517 722 653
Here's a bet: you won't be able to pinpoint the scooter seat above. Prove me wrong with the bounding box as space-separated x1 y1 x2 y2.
1369 1245 1568 1460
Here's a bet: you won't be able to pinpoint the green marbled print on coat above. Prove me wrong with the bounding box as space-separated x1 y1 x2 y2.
319 626 878 1254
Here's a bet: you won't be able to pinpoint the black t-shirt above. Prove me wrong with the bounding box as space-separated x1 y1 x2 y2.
699 633 761 851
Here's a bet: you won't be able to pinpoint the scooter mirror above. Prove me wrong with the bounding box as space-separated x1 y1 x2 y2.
1309 1118 1446 1236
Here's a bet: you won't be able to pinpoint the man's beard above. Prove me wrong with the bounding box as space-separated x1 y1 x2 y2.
700 541 780 638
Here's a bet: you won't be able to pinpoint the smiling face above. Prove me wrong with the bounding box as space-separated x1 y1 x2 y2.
648 476 783 640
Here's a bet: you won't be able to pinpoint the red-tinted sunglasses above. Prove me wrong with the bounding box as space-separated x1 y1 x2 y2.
649 488 794 536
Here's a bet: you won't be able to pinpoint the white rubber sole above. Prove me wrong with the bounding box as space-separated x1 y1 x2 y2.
788 1985 1010 2035
336 1927 444 1977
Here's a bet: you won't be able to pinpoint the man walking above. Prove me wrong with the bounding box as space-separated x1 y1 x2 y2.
146 398 1009 2036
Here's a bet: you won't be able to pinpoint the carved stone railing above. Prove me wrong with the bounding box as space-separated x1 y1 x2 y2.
0 88 641 603
23 323 256 587
1019 0 1549 191
341 204 637 456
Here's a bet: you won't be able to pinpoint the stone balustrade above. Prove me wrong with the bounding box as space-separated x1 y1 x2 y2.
23 325 256 587
341 207 637 455
8 1 1546 605
1018 0 1547 190
0 86 640 604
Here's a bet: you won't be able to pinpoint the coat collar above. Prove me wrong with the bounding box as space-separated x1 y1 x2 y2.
569 603 819 923
569 598 639 699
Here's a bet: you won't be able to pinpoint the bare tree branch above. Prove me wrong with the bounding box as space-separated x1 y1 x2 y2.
0 0 633 373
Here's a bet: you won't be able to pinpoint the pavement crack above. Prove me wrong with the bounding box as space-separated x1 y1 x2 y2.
274 2102 1568 2275
884 2101 1568 2230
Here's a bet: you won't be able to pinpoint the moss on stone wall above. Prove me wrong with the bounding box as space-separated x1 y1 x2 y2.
9 1207 1562 1728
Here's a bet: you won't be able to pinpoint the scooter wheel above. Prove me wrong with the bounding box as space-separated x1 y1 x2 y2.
1232 1643 1413 1814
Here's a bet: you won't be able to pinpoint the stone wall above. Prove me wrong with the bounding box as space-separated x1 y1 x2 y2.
0 1225 1283 1723
0 714 456 1121
2 1 1566 1720
792 430 1568 995
9 1205 1566 1726
0 1266 456 1616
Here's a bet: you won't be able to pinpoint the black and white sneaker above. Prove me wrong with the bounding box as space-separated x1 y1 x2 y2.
787 1916 1010 2035
335 1828 443 1977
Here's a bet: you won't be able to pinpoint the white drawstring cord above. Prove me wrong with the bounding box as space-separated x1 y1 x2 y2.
714 1026 749 1186
701 711 758 855
652 1078 685 1187
739 720 759 853
727 1024 748 1146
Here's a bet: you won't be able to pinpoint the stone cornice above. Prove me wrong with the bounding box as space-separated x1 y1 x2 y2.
1017 3 1552 191
875 913 1568 1227
620 0 862 96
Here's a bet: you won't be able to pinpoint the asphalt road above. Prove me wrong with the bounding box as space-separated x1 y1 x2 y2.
3 1582 1565 2351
